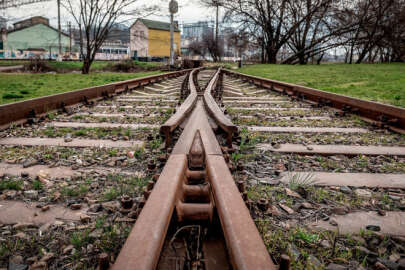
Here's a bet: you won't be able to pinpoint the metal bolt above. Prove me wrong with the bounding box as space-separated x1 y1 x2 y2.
138 199 146 209
257 198 269 212
147 160 156 170
98 253 109 270
237 180 245 193
279 254 291 270
120 195 133 209
224 153 230 163
143 187 151 200
147 181 155 191
242 192 248 201
153 174 160 182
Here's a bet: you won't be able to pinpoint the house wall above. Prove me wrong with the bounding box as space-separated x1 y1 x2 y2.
130 21 148 58
5 24 71 53
148 29 180 57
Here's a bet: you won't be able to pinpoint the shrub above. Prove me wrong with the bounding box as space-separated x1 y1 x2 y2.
3 93 23 99
24 57 56 73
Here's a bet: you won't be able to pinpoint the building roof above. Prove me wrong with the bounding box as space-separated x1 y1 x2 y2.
7 23 69 37
13 16 49 27
72 26 130 45
135 18 180 32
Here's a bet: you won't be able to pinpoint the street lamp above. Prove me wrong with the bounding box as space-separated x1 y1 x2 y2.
169 0 178 67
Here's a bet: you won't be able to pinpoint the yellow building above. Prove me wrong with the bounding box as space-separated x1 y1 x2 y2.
130 18 181 59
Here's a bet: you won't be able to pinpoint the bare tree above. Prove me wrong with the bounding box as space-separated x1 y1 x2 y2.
337 0 398 64
188 39 208 60
188 29 224 61
226 30 249 60
354 0 395 63
63 0 157 74
382 0 405 62
221 0 330 63
200 0 222 62
282 0 354 64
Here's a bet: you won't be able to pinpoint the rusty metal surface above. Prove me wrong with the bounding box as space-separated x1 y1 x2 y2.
171 101 222 156
206 155 276 270
223 69 405 131
203 69 238 145
160 68 201 146
0 69 191 130
110 154 188 270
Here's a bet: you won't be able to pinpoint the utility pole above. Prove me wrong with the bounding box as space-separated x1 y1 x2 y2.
215 2 219 62
57 0 62 60
69 21 72 57
169 0 178 68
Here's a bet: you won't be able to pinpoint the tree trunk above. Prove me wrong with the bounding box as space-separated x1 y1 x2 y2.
261 43 265 64
349 43 355 64
82 58 91 74
266 47 277 64
317 53 324 65
356 49 368 64
298 52 307 65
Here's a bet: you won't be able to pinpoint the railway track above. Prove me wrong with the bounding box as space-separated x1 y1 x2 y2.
0 67 404 269
0 70 191 269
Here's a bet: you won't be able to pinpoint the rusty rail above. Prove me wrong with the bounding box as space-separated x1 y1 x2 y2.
203 68 238 146
160 68 202 147
223 69 405 133
112 69 276 270
0 69 192 130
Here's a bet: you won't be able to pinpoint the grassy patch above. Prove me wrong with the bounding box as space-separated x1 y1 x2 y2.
0 179 23 191
0 60 28 66
0 71 162 105
32 180 43 190
238 63 405 107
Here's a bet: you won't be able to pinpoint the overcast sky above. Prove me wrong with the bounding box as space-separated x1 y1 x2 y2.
1 0 218 29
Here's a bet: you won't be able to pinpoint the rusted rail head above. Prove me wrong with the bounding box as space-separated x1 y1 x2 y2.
203 68 238 146
0 69 191 131
160 68 202 147
223 69 405 133
206 154 276 270
111 154 188 270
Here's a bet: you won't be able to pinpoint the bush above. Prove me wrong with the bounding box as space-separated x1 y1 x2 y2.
105 60 141 72
24 57 56 73
104 60 161 72
3 93 23 99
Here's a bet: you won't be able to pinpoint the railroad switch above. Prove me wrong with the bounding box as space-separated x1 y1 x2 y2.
176 130 214 223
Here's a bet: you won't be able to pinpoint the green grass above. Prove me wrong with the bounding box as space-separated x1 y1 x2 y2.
238 63 405 107
0 179 23 191
0 71 161 105
0 60 28 66
0 60 161 70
